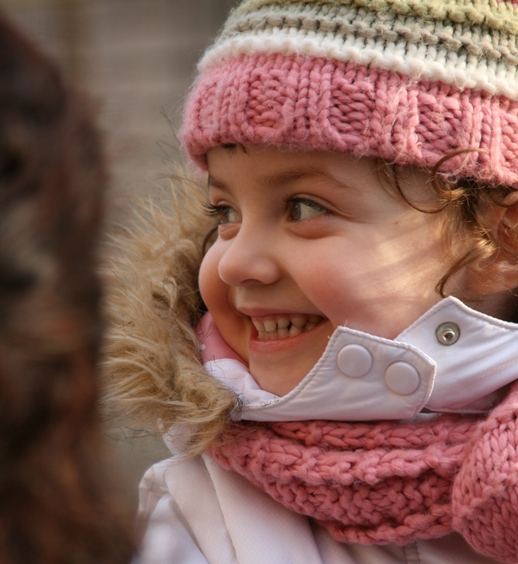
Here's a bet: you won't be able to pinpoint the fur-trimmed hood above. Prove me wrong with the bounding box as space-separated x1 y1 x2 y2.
101 172 238 458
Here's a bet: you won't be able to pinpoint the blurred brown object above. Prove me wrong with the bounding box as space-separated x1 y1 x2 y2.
0 12 134 564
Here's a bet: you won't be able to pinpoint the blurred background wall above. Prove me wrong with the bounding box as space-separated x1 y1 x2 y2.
1 0 235 215
0 0 236 507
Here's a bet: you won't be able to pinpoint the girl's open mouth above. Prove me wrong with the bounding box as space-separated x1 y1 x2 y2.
251 314 324 340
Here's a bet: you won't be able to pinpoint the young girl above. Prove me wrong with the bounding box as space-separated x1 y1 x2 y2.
105 0 518 562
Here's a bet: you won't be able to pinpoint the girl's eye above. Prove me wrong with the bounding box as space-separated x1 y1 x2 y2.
205 203 241 224
287 198 329 221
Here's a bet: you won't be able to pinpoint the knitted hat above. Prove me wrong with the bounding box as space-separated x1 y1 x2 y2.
181 0 518 188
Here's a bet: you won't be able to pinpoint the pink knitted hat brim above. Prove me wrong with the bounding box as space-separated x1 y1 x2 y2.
182 53 518 188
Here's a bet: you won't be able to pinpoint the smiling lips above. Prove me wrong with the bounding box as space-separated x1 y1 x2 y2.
251 314 324 340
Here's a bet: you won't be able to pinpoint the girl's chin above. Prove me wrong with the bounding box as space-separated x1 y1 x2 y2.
247 323 331 396
248 365 310 396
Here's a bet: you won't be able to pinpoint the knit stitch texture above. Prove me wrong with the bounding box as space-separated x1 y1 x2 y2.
182 0 518 188
209 381 518 562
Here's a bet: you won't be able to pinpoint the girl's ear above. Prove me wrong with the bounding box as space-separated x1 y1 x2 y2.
460 191 518 320
499 191 518 238
481 190 518 292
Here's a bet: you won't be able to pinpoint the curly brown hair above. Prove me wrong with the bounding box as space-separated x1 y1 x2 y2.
380 152 518 313
431 159 518 301
0 14 134 564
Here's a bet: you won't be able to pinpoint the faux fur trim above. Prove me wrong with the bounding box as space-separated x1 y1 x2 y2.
101 171 238 458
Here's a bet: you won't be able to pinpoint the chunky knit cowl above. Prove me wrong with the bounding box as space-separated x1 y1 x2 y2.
209 381 518 563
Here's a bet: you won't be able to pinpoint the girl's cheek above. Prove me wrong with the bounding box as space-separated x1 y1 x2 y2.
198 250 216 306
199 245 225 310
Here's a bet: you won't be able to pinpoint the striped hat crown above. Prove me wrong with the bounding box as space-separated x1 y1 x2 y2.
182 0 518 188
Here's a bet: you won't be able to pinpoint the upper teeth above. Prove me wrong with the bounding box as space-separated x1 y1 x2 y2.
252 315 322 339
264 319 279 332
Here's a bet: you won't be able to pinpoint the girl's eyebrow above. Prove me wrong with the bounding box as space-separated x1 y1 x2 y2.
207 175 227 190
208 166 353 191
207 169 322 190
263 166 352 192
264 170 313 187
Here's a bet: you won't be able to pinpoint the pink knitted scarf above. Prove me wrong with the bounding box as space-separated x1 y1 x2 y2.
208 382 518 563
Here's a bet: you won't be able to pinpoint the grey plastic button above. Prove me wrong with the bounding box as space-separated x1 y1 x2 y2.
435 322 460 346
337 344 373 378
384 362 420 395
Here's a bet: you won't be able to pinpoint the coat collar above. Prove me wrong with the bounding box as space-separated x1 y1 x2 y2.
199 297 518 421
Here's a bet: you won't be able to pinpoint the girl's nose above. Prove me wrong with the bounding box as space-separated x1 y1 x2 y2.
217 227 281 287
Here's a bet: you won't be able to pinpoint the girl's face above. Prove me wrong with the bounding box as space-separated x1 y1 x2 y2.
200 146 455 395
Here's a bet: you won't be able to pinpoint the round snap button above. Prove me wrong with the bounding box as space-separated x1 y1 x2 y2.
435 322 460 346
337 344 373 378
384 362 420 395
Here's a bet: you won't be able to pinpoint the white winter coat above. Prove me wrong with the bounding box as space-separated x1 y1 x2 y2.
135 297 518 563
103 181 518 564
